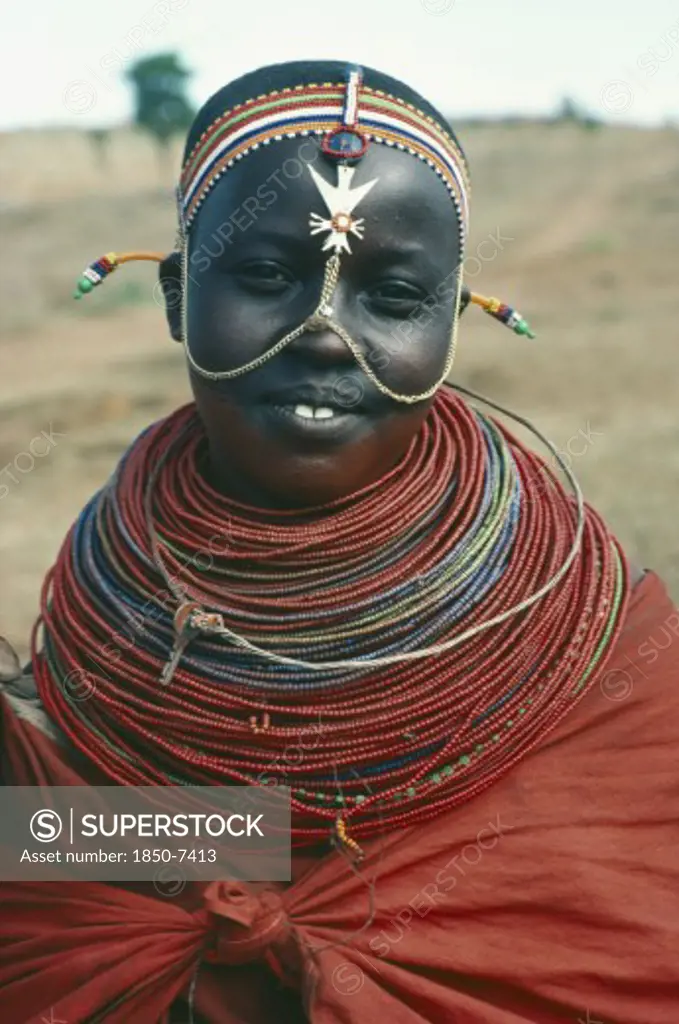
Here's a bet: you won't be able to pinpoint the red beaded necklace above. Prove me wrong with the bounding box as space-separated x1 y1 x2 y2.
33 387 629 852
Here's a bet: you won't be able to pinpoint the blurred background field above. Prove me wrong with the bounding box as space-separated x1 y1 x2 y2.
1 114 678 659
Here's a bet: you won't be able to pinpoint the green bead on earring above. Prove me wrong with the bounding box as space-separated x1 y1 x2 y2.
514 319 536 339
73 277 94 300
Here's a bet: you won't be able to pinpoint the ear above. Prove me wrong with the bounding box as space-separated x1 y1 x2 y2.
459 285 471 316
158 252 183 342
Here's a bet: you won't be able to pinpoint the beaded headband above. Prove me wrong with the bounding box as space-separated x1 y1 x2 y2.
72 66 535 398
179 77 471 247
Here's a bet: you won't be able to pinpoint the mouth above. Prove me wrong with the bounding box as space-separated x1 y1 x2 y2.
260 385 374 443
277 402 341 422
263 402 368 443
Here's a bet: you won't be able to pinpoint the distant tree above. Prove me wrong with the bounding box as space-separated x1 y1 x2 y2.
556 96 582 122
126 53 194 175
553 96 602 131
581 115 603 132
88 128 111 171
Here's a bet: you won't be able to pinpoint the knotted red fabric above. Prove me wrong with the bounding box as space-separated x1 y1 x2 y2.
202 881 299 982
1 572 679 1023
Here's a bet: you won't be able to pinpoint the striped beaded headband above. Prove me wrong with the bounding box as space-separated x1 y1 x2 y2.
178 80 471 247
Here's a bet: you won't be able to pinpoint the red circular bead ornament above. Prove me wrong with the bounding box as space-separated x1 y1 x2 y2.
321 126 369 161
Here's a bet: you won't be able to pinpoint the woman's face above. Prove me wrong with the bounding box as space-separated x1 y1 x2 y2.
164 137 462 509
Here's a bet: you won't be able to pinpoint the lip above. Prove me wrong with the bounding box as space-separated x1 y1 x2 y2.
262 383 368 414
260 403 370 445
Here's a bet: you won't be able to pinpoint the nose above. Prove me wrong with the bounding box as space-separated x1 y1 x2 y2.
287 279 359 367
288 318 357 366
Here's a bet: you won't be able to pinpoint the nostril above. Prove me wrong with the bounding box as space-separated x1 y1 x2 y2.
288 324 357 365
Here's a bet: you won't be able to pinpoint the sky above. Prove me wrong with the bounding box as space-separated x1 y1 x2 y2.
1 0 679 131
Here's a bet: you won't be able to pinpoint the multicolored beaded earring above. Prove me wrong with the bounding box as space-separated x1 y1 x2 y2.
73 251 165 299
468 292 536 337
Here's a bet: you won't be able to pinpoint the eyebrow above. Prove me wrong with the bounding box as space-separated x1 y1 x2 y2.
368 238 429 259
363 241 441 278
208 218 446 280
233 228 312 251
233 227 431 260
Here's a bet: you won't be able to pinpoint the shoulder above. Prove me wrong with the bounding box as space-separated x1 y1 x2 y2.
0 635 38 699
628 560 647 590
0 636 23 684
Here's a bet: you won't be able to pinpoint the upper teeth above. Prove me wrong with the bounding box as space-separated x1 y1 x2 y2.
293 405 335 420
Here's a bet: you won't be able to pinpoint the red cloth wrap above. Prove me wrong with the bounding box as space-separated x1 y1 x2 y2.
1 573 678 1023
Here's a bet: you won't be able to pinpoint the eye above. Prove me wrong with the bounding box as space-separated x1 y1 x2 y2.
367 281 427 316
234 260 296 294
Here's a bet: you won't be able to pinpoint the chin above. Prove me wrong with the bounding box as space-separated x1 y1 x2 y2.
262 454 370 508
202 406 418 508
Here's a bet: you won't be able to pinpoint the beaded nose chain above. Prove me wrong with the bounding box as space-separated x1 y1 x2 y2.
73 69 535 407
178 71 456 405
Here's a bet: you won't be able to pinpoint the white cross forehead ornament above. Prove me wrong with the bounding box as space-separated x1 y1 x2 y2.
308 163 378 255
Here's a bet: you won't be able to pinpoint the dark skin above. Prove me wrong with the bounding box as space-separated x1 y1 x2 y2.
160 138 462 509
160 138 645 583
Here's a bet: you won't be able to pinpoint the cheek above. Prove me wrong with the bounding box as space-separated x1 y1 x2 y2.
190 380 254 457
367 309 454 390
185 278 277 374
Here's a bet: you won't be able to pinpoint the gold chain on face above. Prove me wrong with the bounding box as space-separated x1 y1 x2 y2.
179 241 465 405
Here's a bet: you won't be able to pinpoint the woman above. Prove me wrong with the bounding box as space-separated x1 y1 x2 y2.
1 59 678 1024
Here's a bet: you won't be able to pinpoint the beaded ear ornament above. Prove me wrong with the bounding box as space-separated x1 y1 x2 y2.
72 66 536 395
73 251 165 298
73 251 535 338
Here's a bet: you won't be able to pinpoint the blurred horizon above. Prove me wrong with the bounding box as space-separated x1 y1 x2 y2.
1 0 679 132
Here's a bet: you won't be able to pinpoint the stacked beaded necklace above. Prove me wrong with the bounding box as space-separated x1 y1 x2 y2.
34 387 629 852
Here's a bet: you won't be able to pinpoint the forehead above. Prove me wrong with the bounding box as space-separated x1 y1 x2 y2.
190 137 462 261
